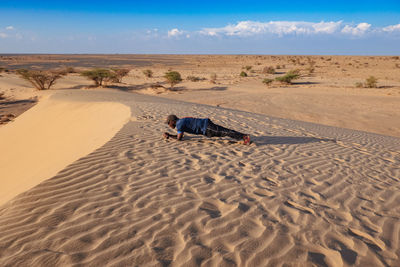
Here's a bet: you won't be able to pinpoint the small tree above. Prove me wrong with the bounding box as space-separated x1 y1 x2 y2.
111 68 130 83
81 69 116 87
143 69 153 78
365 76 378 88
275 70 300 84
164 71 182 88
262 78 274 86
240 71 248 77
16 69 66 90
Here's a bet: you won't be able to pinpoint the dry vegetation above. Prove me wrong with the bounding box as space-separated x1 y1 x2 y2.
16 69 66 90
80 68 130 87
143 69 153 78
3 54 399 93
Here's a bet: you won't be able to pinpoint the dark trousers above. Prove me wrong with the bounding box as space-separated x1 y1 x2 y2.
205 120 245 140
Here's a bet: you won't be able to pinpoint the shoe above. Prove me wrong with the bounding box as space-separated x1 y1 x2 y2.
243 135 250 145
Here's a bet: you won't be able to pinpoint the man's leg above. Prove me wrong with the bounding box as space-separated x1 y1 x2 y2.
205 120 246 140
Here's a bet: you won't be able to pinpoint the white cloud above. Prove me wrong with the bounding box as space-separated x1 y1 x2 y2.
6 26 14 30
199 20 388 37
0 33 7 38
168 28 184 38
312 21 343 34
382 24 400 32
200 20 343 37
341 23 371 35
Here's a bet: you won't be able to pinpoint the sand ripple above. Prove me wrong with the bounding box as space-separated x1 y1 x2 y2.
0 90 399 266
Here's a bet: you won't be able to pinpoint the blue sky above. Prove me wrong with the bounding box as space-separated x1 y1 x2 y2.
1 0 400 54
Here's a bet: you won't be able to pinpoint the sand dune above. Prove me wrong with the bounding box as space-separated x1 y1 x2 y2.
0 89 399 266
0 92 130 205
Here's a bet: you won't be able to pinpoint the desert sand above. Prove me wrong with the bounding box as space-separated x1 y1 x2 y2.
0 55 400 266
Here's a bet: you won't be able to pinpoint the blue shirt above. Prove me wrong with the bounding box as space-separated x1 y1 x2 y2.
176 118 209 135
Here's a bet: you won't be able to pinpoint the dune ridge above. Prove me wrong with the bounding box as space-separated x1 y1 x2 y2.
0 91 130 205
0 90 399 266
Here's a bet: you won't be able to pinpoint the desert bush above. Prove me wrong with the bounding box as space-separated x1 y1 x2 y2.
17 69 66 90
263 66 275 74
365 76 378 88
275 70 300 84
80 69 116 87
143 69 153 78
111 68 130 83
64 67 76 74
243 66 252 71
262 78 274 86
209 73 217 84
164 71 182 88
186 76 205 82
240 71 248 77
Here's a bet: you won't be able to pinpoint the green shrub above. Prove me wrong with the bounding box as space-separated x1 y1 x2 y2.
143 69 153 78
240 71 248 77
365 76 378 88
262 78 274 86
275 70 300 84
186 76 205 82
17 69 66 90
111 68 130 83
263 66 275 74
164 71 182 88
81 69 116 87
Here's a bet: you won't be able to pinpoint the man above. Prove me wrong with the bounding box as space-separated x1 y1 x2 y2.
163 114 251 145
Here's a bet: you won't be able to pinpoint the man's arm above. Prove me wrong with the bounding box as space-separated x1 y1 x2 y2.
163 132 183 141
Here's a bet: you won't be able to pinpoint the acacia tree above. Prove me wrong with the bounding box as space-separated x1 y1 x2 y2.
16 69 66 90
111 68 130 83
164 71 182 88
80 69 116 87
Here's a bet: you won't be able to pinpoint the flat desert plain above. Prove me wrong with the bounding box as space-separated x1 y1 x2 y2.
0 55 399 266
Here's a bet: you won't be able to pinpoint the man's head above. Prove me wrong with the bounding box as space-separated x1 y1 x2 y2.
166 114 178 129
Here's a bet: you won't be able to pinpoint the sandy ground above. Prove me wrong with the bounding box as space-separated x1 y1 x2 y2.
0 55 400 266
